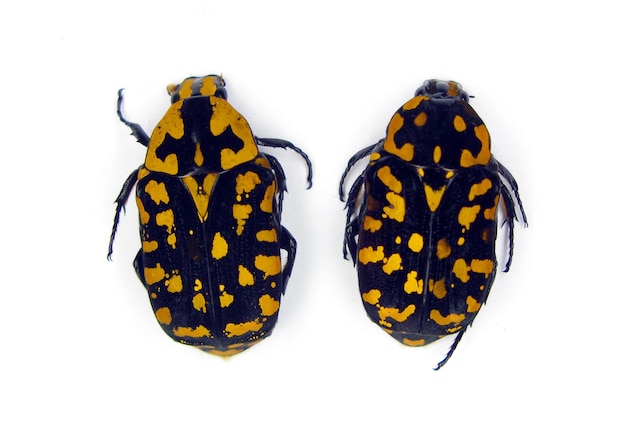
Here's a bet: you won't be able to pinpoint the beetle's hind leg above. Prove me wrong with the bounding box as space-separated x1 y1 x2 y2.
279 227 297 293
107 168 140 260
434 329 467 370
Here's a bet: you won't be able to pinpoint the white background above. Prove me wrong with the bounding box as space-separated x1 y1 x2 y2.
2 1 624 430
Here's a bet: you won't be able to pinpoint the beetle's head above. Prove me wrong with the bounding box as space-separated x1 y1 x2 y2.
167 75 227 104
415 79 469 102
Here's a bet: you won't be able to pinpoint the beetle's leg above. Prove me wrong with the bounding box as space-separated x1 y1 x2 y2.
257 137 313 189
343 218 359 264
264 153 287 215
497 162 527 226
343 175 364 263
499 186 517 272
495 161 527 272
117 89 150 147
279 227 297 293
434 328 467 370
339 141 380 201
107 168 140 260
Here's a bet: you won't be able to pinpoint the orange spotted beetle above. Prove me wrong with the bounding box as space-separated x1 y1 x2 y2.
109 75 312 356
340 79 526 369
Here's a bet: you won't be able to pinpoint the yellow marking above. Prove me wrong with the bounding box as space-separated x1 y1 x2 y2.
260 181 276 213
171 78 193 99
379 321 392 329
236 171 262 196
430 310 465 326
259 294 280 316
436 238 451 259
232 204 253 235
445 170 454 179
224 320 263 337
466 295 481 313
395 236 401 244
179 176 200 221
165 273 183 293
471 259 494 277
137 167 150 181
369 152 381 161
155 208 176 249
453 115 467 132
458 205 481 230
209 97 259 169
192 293 207 313
219 285 234 308
408 233 424 252
145 180 170 205
484 195 500 220
460 124 491 167
220 292 234 308
403 338 426 346
173 325 211 338
194 142 204 166
417 168 425 177
254 156 271 169
383 113 414 161
457 237 465 246
238 265 254 286
424 184 446 212
402 95 428 111
377 166 402 193
199 76 219 96
379 304 416 324
156 209 175 231
363 216 383 233
255 255 281 279
358 246 385 264
404 271 423 295
207 348 243 357
452 259 471 283
194 279 202 291
433 145 442 163
383 192 406 222
448 82 460 97
146 103 184 175
136 196 150 225
382 253 403 274
142 240 158 253
414 111 427 127
211 232 229 259
362 289 382 305
447 326 463 333
144 263 165 285
256 229 277 242
468 178 493 201
429 278 447 299
155 307 172 325
388 142 414 162
167 233 177 248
